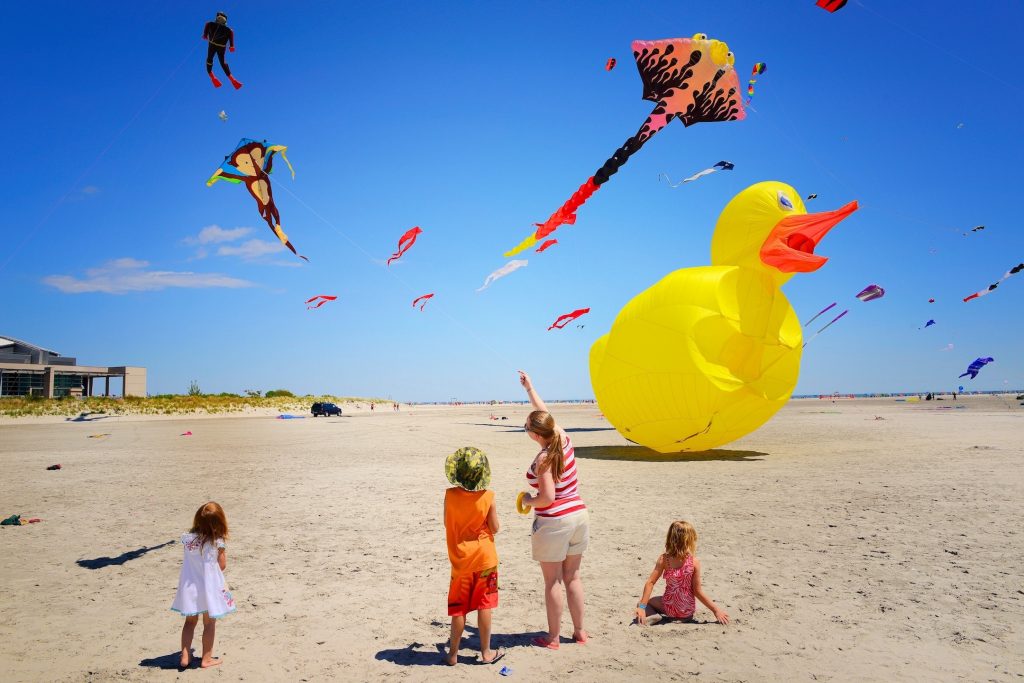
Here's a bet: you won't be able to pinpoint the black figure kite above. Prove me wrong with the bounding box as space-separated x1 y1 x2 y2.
206 139 306 261
202 12 242 89
503 33 745 256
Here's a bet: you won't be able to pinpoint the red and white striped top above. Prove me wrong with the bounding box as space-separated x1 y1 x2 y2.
526 434 586 518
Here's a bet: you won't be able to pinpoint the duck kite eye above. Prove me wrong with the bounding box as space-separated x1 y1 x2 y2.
777 192 795 211
692 32 708 40
726 51 735 66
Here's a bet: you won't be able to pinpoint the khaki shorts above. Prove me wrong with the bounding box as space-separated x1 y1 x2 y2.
531 509 590 562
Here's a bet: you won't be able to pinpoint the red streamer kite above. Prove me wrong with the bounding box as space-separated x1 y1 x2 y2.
387 227 423 266
305 295 337 310
412 293 434 311
536 239 558 253
548 308 590 330
503 34 745 257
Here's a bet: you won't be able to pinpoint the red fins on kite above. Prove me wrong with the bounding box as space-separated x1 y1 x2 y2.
387 227 423 266
535 239 558 253
548 308 590 331
412 293 434 311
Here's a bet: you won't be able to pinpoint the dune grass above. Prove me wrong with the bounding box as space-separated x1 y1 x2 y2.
0 395 390 418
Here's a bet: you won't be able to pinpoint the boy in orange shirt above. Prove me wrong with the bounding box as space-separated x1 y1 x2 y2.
444 447 505 666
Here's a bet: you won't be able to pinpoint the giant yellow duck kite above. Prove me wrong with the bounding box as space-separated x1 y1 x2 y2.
590 182 858 452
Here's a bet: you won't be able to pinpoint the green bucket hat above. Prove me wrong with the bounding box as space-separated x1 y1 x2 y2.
445 446 491 492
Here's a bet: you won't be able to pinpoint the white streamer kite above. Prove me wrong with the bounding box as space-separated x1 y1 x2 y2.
659 161 734 187
477 260 528 292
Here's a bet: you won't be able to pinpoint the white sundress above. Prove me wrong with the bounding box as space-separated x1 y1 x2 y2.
170 532 236 618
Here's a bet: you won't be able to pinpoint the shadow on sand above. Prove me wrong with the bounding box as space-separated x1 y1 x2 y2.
67 412 111 422
375 625 544 667
574 445 767 462
77 540 175 570
139 651 194 670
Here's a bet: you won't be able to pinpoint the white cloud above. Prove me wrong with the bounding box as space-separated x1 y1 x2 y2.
217 239 285 260
184 225 252 245
43 258 255 294
80 185 100 195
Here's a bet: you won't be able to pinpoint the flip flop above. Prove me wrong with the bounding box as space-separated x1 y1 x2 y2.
478 650 506 665
532 636 559 650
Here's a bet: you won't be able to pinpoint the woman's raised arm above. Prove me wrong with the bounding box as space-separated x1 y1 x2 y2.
519 370 548 413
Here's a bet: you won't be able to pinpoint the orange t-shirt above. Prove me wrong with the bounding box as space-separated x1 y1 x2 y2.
444 488 498 575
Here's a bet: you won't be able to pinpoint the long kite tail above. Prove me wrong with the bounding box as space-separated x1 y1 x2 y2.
802 309 848 347
503 112 671 258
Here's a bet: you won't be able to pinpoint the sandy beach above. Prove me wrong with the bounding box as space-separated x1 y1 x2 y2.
1 396 1022 682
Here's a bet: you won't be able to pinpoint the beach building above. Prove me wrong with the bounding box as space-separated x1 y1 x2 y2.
0 335 145 398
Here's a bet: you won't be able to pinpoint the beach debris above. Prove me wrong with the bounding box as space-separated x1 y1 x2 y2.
218 110 228 122
605 58 616 71
959 357 994 380
660 161 735 188
921 319 936 329
746 62 766 105
855 284 885 302
412 293 434 311
181 431 192 436
46 464 62 470
387 226 422 266
305 294 338 310
1 515 42 526
207 138 306 261
203 12 242 89
276 414 304 419
478 260 528 292
548 307 590 330
535 239 558 253
816 0 847 12
962 262 1023 302
87 433 111 439
499 665 513 676
503 32 745 257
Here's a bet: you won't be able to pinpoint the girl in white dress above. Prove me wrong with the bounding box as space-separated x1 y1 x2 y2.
171 501 235 668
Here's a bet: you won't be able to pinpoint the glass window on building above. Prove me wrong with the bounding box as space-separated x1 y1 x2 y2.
0 370 45 397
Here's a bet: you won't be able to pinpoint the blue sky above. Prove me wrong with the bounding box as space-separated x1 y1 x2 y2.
2 1 1022 400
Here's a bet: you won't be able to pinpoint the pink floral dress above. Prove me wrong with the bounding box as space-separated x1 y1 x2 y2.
662 554 695 618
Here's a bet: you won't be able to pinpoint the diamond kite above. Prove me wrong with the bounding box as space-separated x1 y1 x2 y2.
959 357 994 379
535 239 558 253
503 33 745 257
207 138 306 261
660 161 735 187
412 293 434 311
548 308 590 330
305 295 337 310
605 58 616 71
202 12 242 89
478 260 528 292
816 0 848 12
387 227 423 266
963 263 1023 301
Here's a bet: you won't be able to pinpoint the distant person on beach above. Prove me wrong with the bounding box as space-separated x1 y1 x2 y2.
443 447 504 666
633 520 729 626
171 502 235 668
518 370 589 649
370 403 374 413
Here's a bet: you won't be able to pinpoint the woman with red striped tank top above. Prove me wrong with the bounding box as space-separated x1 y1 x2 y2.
517 371 590 650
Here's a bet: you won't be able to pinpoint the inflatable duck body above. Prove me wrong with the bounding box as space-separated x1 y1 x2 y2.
589 182 857 452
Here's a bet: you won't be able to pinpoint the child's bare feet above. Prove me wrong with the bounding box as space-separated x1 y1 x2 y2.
179 649 190 668
443 650 458 666
200 657 222 668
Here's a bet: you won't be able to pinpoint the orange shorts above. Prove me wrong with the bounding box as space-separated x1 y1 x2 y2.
447 567 498 616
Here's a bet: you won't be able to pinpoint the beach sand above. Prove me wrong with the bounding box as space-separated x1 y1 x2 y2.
1 396 1022 681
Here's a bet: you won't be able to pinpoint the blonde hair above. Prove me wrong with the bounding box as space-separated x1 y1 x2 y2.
664 520 697 560
190 501 229 549
526 410 565 481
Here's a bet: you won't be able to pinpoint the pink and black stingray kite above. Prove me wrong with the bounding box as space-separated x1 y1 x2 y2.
305 295 337 310
504 34 745 257
548 308 590 330
412 293 434 311
387 227 423 266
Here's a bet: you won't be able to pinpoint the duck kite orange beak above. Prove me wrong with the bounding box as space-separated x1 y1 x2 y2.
760 201 858 273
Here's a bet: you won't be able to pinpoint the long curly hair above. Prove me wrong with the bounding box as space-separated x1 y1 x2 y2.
665 520 697 560
526 410 566 481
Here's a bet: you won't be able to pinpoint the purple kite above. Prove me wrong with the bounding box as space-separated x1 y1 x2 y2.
958 357 993 379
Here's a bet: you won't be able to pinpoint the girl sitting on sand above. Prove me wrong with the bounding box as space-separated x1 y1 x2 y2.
634 520 730 626
171 502 236 668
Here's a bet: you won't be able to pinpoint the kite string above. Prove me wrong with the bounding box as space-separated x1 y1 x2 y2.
0 41 200 274
274 183 519 370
